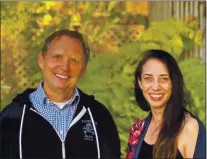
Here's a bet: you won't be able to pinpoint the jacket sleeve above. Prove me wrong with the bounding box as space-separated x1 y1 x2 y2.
0 103 22 158
0 105 10 158
96 103 121 159
0 110 4 158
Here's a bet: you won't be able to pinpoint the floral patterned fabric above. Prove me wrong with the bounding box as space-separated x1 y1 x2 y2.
126 119 145 159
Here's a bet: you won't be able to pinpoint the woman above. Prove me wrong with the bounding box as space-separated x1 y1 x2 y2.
126 50 206 159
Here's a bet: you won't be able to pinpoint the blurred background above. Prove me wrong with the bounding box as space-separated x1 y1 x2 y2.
1 1 206 157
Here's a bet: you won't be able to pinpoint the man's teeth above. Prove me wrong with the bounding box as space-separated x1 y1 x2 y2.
55 74 68 79
150 94 163 98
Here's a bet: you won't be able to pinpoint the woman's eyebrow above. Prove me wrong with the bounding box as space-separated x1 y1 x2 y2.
143 74 152 76
160 74 169 76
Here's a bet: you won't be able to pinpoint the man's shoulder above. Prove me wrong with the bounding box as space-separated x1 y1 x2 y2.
82 94 108 112
78 88 104 105
0 102 23 124
77 88 111 115
0 88 35 121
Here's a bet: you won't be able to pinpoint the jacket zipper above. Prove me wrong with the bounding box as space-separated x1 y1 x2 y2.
30 108 66 159
62 142 66 159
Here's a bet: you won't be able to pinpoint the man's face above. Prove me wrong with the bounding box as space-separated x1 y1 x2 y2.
38 35 86 95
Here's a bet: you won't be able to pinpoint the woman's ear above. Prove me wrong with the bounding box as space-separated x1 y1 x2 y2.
38 52 44 70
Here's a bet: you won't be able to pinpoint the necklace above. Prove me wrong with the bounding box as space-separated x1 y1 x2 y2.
146 120 161 144
151 118 162 134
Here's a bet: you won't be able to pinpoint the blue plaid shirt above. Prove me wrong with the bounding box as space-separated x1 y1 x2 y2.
29 83 80 141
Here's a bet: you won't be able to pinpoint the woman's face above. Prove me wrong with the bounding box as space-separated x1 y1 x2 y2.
138 58 172 109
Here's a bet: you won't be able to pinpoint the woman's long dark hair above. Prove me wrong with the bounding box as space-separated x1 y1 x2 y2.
134 50 185 158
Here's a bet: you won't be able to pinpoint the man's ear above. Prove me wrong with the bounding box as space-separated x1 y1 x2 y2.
138 79 142 90
38 52 44 70
80 67 87 77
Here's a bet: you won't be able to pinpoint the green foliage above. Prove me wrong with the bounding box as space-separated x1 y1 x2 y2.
179 58 205 123
1 2 205 158
139 18 203 60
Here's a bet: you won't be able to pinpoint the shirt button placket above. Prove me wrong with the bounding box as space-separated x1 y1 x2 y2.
61 111 64 140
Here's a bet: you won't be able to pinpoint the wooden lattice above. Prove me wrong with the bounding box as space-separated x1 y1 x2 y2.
1 24 146 102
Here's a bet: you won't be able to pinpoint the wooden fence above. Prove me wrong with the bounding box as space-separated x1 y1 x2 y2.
149 1 206 62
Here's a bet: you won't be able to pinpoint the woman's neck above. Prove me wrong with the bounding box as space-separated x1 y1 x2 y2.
151 107 164 126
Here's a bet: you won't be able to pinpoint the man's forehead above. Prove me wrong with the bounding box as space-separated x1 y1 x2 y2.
47 36 85 54
50 35 81 46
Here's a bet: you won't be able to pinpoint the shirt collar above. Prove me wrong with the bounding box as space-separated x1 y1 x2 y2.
35 82 80 107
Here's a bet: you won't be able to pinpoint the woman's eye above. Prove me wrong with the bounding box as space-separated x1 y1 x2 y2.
160 77 169 82
144 77 152 82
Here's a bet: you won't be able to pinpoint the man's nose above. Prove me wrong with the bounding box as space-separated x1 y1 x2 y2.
60 59 70 71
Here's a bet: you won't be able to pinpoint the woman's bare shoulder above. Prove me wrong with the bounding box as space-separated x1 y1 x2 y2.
178 113 199 158
183 113 199 133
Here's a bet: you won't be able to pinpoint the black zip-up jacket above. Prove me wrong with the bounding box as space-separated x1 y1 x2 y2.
0 88 120 159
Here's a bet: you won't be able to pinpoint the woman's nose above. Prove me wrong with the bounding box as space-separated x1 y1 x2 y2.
152 80 160 90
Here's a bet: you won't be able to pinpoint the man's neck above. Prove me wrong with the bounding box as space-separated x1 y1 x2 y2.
43 86 75 103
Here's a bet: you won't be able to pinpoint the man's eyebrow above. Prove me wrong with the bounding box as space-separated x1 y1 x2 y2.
50 51 63 54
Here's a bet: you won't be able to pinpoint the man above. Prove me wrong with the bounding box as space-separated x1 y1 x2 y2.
0 30 120 158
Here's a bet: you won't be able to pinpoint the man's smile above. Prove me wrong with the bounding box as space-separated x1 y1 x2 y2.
55 73 69 79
